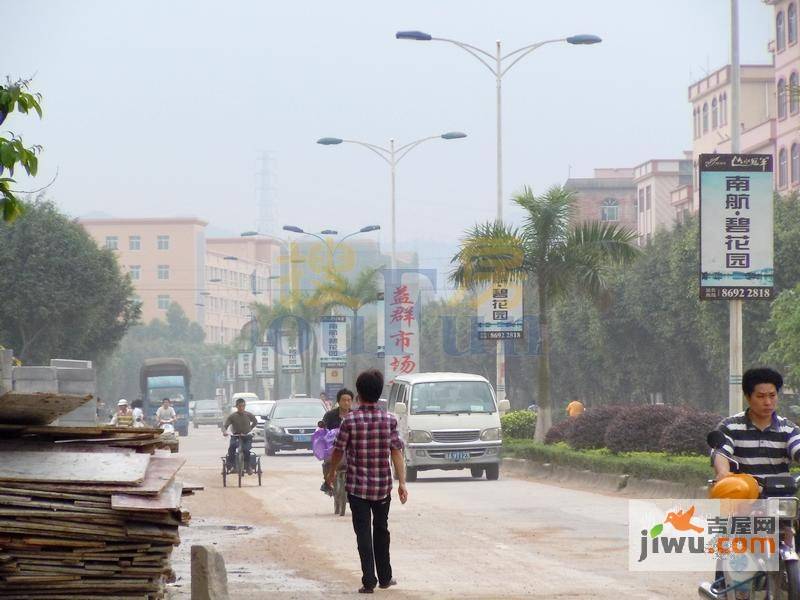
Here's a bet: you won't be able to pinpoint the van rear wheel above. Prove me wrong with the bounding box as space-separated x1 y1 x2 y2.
470 467 484 478
485 464 500 480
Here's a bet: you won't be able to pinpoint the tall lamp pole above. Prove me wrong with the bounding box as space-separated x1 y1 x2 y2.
397 30 601 405
282 224 381 269
729 0 743 415
317 132 466 267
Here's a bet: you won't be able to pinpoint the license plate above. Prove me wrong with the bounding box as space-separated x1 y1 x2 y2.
446 451 470 462
293 434 311 443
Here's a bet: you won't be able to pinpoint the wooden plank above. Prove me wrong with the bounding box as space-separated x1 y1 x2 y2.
19 539 104 549
0 452 149 485
0 487 110 503
0 456 183 496
111 482 182 512
0 393 92 426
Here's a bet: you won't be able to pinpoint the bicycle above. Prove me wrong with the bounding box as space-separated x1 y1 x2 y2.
221 433 262 488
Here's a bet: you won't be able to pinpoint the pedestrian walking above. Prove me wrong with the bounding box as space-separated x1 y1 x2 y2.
327 369 408 594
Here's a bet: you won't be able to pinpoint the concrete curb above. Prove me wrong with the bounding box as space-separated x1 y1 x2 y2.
502 457 708 499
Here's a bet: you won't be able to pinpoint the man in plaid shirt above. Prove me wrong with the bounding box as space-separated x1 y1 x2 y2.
327 369 408 594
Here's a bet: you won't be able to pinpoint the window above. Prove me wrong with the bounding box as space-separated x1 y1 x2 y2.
128 235 141 251
157 265 170 280
129 265 141 280
791 4 797 45
157 235 170 250
638 188 645 213
779 78 788 119
600 198 619 222
792 73 800 114
693 108 699 139
702 103 709 133
779 11 787 52
720 93 727 125
779 147 788 188
793 144 800 185
157 295 171 310
645 185 652 211
711 98 718 129
105 236 118 250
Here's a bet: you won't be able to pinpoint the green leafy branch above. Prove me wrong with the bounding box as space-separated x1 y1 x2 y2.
0 77 43 223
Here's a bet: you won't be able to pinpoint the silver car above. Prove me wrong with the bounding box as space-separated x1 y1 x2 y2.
192 399 224 428
245 400 276 445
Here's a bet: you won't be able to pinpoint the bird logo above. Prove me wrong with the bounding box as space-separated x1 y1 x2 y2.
649 505 704 538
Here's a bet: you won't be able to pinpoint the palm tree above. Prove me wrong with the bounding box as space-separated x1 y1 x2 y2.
451 185 639 441
317 267 382 382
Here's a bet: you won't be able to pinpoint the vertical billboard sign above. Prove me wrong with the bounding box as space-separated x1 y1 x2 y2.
476 282 524 339
319 316 347 367
237 352 253 379
254 345 275 377
699 153 774 300
280 335 303 373
385 274 420 384
225 359 236 382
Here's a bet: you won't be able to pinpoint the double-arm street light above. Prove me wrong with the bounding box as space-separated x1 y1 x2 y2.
282 224 380 266
317 132 466 267
396 30 601 221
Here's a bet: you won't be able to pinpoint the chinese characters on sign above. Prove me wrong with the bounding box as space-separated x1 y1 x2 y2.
237 352 253 379
225 359 236 382
254 345 275 377
477 282 524 340
699 154 774 300
319 316 347 367
280 335 303 373
385 277 420 383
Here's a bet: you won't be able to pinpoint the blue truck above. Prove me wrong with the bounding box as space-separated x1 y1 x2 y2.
139 358 192 436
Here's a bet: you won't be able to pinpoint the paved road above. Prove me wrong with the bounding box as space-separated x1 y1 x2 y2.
170 426 701 599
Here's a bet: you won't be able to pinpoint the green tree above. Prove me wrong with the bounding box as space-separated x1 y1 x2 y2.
451 185 639 441
316 267 381 382
0 200 140 363
0 78 43 222
97 304 226 404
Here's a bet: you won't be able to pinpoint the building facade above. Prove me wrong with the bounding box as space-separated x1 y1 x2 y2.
79 218 208 325
564 168 638 235
633 158 692 245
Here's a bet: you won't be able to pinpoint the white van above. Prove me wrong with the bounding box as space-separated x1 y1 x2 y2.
387 372 510 481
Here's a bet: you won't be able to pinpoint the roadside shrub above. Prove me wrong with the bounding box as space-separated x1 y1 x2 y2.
544 418 574 445
659 411 723 455
604 404 686 453
501 410 536 439
564 405 625 450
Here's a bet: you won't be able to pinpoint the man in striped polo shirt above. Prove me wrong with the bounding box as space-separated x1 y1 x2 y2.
713 367 800 483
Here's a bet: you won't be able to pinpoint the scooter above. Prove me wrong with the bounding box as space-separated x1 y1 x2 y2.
699 431 800 600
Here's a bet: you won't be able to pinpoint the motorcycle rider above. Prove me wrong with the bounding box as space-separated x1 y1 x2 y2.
110 399 134 427
156 397 177 432
707 367 800 596
222 397 258 474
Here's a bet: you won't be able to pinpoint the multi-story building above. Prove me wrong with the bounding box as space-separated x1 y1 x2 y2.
80 218 280 344
633 157 693 244
79 217 208 325
564 168 638 235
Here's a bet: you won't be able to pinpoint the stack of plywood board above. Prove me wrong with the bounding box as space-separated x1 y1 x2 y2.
0 392 196 599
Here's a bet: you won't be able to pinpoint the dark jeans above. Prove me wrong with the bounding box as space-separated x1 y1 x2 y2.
348 494 392 589
227 436 254 469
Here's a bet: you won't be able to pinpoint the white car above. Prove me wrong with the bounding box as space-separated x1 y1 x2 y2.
388 372 510 482
243 400 275 445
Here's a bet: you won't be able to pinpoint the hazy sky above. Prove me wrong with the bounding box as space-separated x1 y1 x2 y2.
5 1 773 279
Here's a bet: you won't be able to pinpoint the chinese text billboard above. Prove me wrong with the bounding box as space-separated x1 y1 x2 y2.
476 282 524 339
384 275 420 383
319 316 347 367
699 154 773 300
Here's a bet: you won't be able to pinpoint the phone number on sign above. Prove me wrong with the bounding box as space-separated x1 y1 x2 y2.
701 287 773 299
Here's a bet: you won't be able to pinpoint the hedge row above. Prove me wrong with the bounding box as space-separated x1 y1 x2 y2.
500 410 536 439
543 404 723 455
503 439 713 486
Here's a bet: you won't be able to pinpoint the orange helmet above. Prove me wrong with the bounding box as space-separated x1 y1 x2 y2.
709 474 759 500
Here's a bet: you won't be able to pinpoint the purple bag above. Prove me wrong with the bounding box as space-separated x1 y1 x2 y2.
312 427 339 461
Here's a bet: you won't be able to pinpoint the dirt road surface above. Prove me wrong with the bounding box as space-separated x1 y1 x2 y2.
168 426 700 599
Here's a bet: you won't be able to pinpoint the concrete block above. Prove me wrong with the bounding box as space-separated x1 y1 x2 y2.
12 366 58 394
191 545 229 600
51 359 92 369
55 367 96 382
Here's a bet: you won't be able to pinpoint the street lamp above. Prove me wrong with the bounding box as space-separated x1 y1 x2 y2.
397 29 600 405
396 30 601 221
282 224 381 266
317 132 466 267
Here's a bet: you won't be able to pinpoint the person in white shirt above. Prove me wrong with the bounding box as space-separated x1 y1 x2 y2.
131 399 145 428
156 398 177 432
